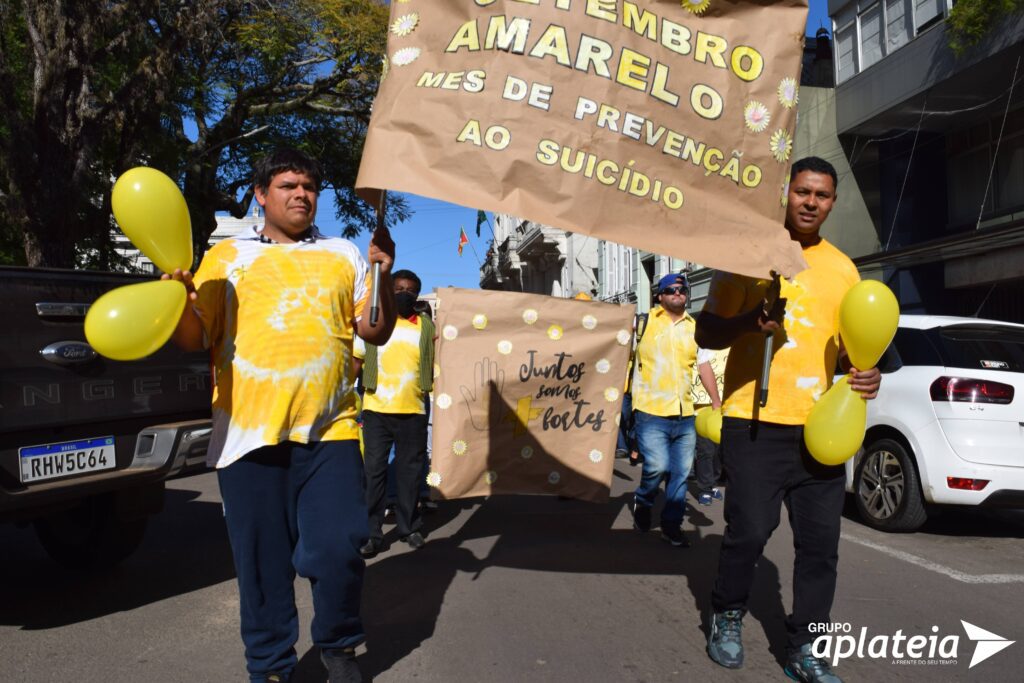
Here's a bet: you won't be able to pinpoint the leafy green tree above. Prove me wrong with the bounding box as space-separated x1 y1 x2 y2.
0 0 407 269
948 0 1024 55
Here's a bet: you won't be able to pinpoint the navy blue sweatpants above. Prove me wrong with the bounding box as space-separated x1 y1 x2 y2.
217 440 368 681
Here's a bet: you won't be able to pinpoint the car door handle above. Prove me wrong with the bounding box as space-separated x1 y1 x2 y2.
36 302 90 318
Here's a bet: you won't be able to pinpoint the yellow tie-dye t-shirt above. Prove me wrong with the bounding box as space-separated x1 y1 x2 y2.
703 238 860 425
191 228 369 468
354 316 425 415
630 307 698 417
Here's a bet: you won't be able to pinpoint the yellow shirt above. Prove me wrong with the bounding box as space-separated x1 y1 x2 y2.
630 306 698 417
192 229 369 468
703 238 860 425
355 316 426 415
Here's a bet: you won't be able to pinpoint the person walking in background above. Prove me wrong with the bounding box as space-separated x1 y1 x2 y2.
697 157 881 682
629 273 700 548
356 269 435 557
165 147 395 683
691 347 729 506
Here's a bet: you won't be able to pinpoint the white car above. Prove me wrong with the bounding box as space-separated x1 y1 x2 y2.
844 314 1024 532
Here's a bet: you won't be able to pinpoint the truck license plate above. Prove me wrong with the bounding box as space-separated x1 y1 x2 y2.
19 437 116 483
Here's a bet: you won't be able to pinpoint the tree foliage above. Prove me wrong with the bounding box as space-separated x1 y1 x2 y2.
948 0 1024 55
0 0 407 269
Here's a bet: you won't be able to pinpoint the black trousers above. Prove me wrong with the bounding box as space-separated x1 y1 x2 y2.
711 417 846 652
362 410 428 540
693 434 721 493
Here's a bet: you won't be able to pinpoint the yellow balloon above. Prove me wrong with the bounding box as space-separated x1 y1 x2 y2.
85 280 187 361
839 280 899 371
695 406 711 439
804 377 867 466
111 167 193 273
706 408 723 445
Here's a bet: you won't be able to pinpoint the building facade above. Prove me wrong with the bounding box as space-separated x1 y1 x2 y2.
479 213 599 299
830 0 1024 322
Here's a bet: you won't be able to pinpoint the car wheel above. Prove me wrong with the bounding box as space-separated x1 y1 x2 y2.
33 493 149 570
854 438 928 532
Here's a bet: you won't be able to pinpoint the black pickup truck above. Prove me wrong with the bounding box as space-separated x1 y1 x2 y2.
1 267 212 569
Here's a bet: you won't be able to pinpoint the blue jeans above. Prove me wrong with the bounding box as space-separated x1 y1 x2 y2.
633 411 697 528
616 391 636 455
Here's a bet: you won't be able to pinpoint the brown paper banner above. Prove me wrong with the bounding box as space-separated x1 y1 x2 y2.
358 0 810 278
429 288 633 502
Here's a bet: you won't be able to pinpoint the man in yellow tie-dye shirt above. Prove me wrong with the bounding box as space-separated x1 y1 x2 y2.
697 157 881 681
354 269 435 556
629 272 701 549
166 148 396 683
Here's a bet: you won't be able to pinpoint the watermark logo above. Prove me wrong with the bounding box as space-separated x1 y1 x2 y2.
962 621 1014 669
810 621 1015 669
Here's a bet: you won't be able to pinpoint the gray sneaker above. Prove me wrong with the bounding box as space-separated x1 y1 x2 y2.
707 609 744 668
785 643 842 682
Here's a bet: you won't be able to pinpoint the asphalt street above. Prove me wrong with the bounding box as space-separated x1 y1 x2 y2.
2 458 1023 682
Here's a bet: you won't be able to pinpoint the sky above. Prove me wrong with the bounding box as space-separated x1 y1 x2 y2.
307 0 832 294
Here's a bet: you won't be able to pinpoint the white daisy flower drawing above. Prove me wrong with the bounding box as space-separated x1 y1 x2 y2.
616 330 631 346
548 471 561 485
442 324 458 340
582 314 597 330
390 13 418 37
604 387 620 402
484 470 498 485
521 446 534 460
769 129 793 163
589 449 603 463
595 359 611 374
392 47 421 67
522 309 539 325
778 77 799 109
452 439 468 456
497 340 513 355
547 325 563 341
743 101 770 133
436 393 452 410
426 472 442 487
472 314 488 330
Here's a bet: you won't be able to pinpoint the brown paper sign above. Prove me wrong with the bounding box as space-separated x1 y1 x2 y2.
429 288 633 502
358 0 810 277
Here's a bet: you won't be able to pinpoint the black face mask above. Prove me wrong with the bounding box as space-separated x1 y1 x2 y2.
395 291 418 318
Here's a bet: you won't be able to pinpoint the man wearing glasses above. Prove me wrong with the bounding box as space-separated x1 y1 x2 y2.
629 273 701 547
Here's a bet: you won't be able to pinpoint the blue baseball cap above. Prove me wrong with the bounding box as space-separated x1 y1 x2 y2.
657 273 689 294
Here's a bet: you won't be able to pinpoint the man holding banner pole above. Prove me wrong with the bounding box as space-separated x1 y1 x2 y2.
165 148 396 683
696 157 881 682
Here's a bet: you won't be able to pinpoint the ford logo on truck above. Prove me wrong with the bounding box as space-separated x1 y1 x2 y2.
40 341 98 365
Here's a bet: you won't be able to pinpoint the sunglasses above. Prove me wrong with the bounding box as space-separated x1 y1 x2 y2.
661 286 687 295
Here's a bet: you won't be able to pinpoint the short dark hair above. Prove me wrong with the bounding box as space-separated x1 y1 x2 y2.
790 156 838 193
252 148 323 192
392 269 421 295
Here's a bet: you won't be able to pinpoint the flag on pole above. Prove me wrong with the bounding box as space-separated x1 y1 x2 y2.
475 210 488 237
458 227 469 256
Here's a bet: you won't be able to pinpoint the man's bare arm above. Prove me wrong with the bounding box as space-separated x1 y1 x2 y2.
162 269 205 352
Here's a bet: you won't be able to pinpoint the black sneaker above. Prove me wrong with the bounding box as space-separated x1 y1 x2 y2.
784 643 843 682
632 501 652 532
321 648 362 683
358 538 383 558
401 531 426 549
660 526 690 547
